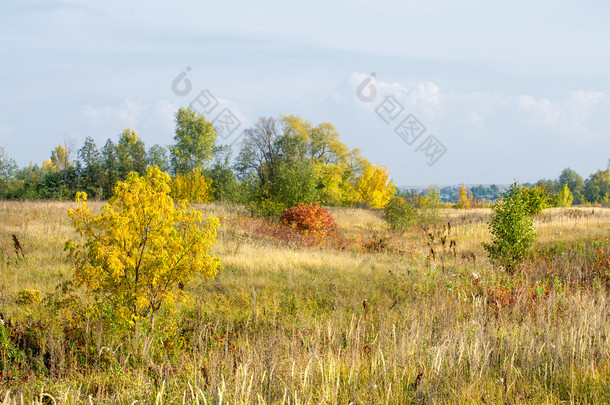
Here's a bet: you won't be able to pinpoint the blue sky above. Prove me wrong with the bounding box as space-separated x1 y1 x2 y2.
1 0 609 186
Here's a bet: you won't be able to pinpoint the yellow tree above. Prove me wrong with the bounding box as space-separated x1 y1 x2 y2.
67 166 221 330
456 184 475 209
556 183 574 207
43 145 72 172
282 115 359 205
356 163 396 209
170 168 214 203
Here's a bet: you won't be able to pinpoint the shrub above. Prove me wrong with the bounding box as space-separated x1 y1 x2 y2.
384 196 417 234
523 185 550 215
66 166 221 330
170 168 214 203
554 184 574 207
248 198 287 220
417 187 444 229
232 216 317 247
17 289 41 305
280 203 337 240
592 249 610 285
483 183 538 272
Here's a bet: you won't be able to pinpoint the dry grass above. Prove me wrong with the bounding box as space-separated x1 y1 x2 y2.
1 202 610 403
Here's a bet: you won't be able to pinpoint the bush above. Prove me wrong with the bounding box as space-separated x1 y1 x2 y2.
523 185 550 215
16 289 42 305
483 183 538 272
554 184 574 207
384 196 417 234
248 198 287 220
280 203 337 240
170 168 214 203
66 166 221 330
416 187 444 229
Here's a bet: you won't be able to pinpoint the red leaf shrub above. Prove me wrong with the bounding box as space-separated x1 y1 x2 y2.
231 216 330 247
280 203 337 241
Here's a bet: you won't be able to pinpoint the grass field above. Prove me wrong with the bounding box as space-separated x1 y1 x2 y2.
1 201 610 404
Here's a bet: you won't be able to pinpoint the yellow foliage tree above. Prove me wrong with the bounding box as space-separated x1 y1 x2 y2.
67 166 221 329
556 183 574 207
356 164 396 209
456 184 475 209
43 145 72 172
170 168 214 203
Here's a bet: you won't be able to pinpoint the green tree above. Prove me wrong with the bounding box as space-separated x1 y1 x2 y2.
235 117 282 187
146 144 170 173
483 183 537 272
270 160 319 207
170 107 217 175
41 144 78 199
584 170 610 204
558 168 584 204
101 139 118 199
116 127 146 179
384 196 417 234
207 146 242 202
78 137 103 198
236 115 372 213
236 117 319 217
0 147 17 198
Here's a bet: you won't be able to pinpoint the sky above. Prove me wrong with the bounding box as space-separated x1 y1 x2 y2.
1 0 609 187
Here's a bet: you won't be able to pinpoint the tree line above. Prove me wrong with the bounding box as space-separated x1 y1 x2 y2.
0 108 396 215
403 167 610 207
0 107 608 209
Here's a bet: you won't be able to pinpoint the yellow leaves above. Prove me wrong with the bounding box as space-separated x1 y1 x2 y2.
67 165 221 327
557 184 574 207
170 168 214 203
51 145 71 170
282 114 313 143
44 145 72 172
456 184 475 209
42 159 57 172
120 127 139 145
356 164 396 209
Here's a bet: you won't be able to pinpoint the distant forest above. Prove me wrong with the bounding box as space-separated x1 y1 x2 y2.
0 108 609 208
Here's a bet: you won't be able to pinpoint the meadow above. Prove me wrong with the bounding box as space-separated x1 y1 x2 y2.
1 201 610 404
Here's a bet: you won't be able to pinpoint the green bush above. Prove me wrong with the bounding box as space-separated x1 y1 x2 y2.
248 198 287 219
483 183 538 272
523 185 550 215
417 187 444 229
384 196 417 234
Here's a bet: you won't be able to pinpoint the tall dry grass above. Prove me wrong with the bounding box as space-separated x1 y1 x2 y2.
0 202 609 403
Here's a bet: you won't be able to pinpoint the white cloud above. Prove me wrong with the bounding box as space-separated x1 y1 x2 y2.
517 91 610 137
153 100 178 131
467 111 484 129
569 90 607 105
83 100 144 127
350 72 610 142
518 95 560 126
